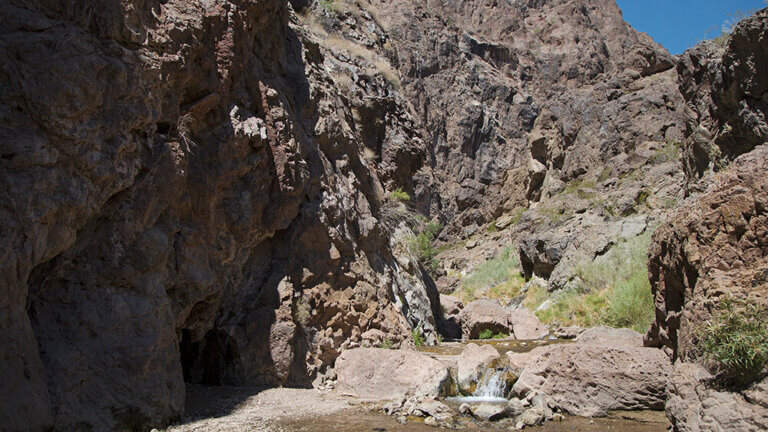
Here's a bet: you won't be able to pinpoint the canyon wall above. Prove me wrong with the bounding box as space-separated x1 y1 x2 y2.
0 0 439 430
2 0 766 430
644 9 768 431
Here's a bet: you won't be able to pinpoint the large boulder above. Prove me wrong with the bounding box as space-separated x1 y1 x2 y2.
335 348 451 399
577 326 643 347
440 295 464 316
458 299 511 339
457 343 500 394
512 343 671 417
666 362 768 431
508 308 549 340
666 362 768 432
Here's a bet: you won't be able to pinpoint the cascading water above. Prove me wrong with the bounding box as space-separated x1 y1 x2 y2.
448 364 510 404
474 367 508 399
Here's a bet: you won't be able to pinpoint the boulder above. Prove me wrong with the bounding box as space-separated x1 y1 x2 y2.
508 309 549 340
459 299 511 339
505 351 533 376
516 408 545 427
335 348 451 399
666 362 768 432
576 326 643 347
512 343 671 417
471 403 509 421
518 234 570 280
457 343 500 394
440 295 464 316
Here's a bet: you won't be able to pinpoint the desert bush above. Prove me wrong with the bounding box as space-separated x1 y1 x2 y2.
411 328 424 348
478 329 507 340
410 220 442 275
695 297 768 388
526 232 654 332
380 338 393 349
458 247 525 302
389 187 410 202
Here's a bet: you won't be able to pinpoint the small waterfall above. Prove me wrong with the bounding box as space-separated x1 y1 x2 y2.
473 366 508 399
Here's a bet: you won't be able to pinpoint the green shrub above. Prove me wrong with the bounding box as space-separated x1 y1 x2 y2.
696 297 768 388
411 328 424 348
380 338 393 349
389 188 410 202
410 221 442 275
478 329 507 340
527 232 655 332
459 247 524 302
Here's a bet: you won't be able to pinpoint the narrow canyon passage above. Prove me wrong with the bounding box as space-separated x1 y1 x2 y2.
1 0 767 431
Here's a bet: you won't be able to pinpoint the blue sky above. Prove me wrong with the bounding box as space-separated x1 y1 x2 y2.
616 0 767 54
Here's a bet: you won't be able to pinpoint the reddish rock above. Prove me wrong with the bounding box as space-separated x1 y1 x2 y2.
512 343 671 417
335 348 451 399
458 299 512 339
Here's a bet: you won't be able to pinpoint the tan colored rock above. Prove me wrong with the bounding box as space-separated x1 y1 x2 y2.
505 351 533 376
457 343 501 394
440 295 464 316
335 348 451 399
576 326 643 347
512 344 671 417
508 309 549 340
459 299 511 339
666 362 768 432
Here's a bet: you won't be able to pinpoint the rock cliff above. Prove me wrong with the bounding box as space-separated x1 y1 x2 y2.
2 0 767 430
1 0 438 429
644 9 768 430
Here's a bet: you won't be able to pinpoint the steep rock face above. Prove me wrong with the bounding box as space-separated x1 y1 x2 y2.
645 8 768 361
678 8 768 183
369 0 685 237
646 10 768 430
0 0 438 430
644 146 768 359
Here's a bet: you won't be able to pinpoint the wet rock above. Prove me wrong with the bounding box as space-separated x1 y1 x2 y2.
507 398 526 417
471 403 509 421
509 308 549 340
335 348 451 399
666 362 768 431
457 343 501 394
512 343 671 417
459 299 512 339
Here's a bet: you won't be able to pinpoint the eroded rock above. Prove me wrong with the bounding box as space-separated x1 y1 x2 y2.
335 348 451 399
512 343 671 417
457 343 501 394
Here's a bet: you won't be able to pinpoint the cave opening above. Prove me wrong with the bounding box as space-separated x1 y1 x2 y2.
179 328 240 385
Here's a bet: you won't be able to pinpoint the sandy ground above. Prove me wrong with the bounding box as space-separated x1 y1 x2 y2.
167 385 356 432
